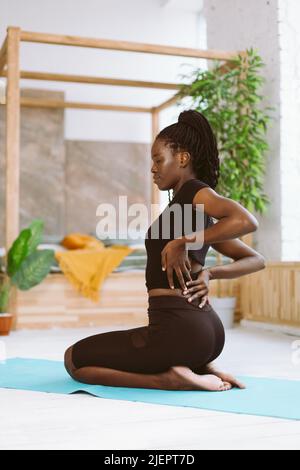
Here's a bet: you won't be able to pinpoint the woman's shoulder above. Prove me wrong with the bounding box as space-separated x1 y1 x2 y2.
188 178 211 191
179 178 210 203
185 180 215 226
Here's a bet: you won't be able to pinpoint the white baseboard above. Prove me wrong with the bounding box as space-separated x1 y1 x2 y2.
240 319 300 337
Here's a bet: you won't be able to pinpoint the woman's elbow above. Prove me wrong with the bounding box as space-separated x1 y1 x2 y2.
256 254 266 270
240 215 259 234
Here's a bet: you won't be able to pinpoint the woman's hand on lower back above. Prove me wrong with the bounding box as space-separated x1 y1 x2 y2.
182 269 210 308
161 239 192 291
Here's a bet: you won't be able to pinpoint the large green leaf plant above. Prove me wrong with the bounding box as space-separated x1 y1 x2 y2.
178 48 274 214
0 219 54 313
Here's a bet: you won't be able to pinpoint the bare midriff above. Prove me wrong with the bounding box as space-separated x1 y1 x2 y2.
148 258 203 298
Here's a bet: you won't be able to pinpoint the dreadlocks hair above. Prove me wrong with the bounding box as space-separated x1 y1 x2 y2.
156 109 220 202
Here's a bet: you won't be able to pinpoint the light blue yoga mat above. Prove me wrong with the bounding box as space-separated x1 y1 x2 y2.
0 357 299 421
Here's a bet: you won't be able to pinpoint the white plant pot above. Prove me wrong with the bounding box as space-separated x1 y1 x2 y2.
209 296 236 329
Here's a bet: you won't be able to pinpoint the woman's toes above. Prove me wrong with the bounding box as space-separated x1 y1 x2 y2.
218 381 232 391
235 380 246 389
224 375 246 389
199 374 225 391
164 367 239 392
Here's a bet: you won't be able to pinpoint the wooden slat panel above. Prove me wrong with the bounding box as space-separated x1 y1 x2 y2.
17 263 300 329
17 271 149 329
240 262 300 326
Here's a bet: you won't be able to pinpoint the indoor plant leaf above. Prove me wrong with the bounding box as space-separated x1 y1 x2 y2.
178 48 273 215
11 249 55 291
27 219 44 255
7 228 32 277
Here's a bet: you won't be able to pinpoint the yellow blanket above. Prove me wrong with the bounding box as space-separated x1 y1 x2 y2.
55 233 135 302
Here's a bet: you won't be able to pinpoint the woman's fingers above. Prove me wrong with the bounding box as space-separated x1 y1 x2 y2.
199 295 208 308
182 264 193 282
185 258 192 272
186 289 208 299
186 279 200 287
174 266 188 291
186 280 201 286
161 250 167 271
186 291 208 303
184 284 207 294
166 266 175 289
183 274 209 307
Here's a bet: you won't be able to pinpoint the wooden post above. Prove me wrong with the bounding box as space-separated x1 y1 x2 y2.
151 110 160 221
0 36 7 74
5 27 21 329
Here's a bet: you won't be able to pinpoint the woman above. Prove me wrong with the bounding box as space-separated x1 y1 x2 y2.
64 110 265 392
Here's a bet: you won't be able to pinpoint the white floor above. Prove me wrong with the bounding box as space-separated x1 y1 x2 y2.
1 323 300 450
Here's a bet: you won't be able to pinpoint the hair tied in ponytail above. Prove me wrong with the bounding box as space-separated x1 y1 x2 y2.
178 110 201 133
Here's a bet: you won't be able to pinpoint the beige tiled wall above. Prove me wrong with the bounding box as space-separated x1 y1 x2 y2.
0 88 66 245
0 88 151 246
65 140 151 238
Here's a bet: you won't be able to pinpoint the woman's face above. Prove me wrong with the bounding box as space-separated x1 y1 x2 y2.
151 139 181 190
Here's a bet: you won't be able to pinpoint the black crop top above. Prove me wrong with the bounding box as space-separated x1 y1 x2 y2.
145 178 214 290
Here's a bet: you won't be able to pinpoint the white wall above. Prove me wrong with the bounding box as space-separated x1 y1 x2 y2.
0 0 206 143
278 0 300 260
203 0 300 261
203 0 282 261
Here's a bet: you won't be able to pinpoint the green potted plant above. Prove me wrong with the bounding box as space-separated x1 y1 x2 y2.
178 48 274 327
0 219 55 335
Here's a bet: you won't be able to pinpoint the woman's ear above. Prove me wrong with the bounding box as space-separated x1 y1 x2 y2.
177 151 191 167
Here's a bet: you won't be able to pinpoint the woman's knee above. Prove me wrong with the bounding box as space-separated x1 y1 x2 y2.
64 346 78 379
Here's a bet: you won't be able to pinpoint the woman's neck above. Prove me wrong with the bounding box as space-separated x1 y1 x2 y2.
173 176 196 196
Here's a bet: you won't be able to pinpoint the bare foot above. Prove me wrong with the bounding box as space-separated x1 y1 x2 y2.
200 363 246 389
159 366 232 392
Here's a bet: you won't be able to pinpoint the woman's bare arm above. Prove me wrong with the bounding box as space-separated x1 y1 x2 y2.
163 187 261 290
206 238 265 280
182 187 259 245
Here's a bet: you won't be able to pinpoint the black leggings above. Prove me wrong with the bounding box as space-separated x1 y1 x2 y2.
71 295 225 375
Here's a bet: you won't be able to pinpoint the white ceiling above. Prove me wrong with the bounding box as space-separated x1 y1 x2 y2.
159 0 203 13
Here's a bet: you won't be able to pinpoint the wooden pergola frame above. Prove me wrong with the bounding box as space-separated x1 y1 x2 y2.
0 26 242 324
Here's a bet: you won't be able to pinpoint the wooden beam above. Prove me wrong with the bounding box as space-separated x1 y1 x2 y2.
0 36 7 74
20 29 240 61
153 56 243 112
154 92 182 112
17 97 151 113
0 70 181 90
5 27 21 329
